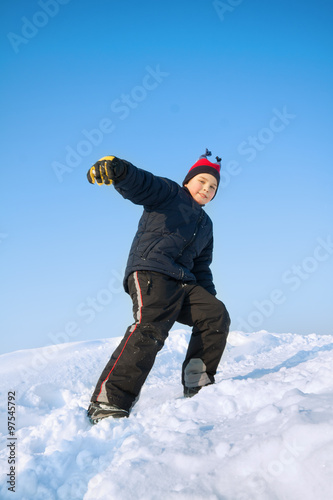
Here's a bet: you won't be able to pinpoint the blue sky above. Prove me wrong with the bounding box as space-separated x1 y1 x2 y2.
1 0 332 354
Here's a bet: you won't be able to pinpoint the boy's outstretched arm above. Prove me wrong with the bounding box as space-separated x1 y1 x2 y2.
87 155 175 208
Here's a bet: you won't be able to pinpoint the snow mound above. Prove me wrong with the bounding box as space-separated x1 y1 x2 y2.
1 329 333 499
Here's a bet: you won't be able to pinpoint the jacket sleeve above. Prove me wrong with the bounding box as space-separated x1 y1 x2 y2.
113 159 175 208
192 238 217 295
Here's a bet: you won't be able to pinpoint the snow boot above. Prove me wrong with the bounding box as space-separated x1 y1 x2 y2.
183 386 202 398
87 402 129 424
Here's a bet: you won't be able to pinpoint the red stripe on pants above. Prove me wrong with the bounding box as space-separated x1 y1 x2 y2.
96 272 142 402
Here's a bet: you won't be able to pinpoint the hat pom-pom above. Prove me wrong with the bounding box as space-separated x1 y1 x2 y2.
200 148 212 159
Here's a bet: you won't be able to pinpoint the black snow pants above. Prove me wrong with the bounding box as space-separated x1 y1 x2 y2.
91 271 230 412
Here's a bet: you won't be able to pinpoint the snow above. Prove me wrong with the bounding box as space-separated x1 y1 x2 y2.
1 329 333 500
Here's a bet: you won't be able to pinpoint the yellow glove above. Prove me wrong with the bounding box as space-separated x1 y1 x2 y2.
87 156 116 185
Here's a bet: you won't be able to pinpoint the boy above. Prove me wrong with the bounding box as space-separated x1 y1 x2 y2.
86 150 230 424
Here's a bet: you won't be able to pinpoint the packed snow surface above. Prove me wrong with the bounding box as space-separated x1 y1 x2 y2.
1 329 333 500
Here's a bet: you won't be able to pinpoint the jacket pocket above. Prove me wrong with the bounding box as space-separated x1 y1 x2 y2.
139 236 162 260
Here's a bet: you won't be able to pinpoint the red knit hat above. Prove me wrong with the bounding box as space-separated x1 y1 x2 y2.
183 149 221 189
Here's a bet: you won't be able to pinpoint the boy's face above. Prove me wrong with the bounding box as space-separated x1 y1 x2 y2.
185 173 217 205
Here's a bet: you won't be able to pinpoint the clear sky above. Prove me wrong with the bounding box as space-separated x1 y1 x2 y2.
1 0 332 355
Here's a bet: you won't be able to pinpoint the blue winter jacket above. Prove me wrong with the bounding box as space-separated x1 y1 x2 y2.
114 161 216 295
